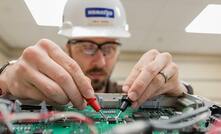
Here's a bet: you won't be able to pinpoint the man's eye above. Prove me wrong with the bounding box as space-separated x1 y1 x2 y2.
82 43 96 49
103 45 117 50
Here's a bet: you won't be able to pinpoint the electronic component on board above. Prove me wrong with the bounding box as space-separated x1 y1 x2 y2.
108 118 117 124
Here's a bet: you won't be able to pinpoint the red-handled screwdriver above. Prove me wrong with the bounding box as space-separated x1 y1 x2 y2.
85 98 108 120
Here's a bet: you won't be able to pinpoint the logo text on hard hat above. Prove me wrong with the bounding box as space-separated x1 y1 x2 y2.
85 8 115 18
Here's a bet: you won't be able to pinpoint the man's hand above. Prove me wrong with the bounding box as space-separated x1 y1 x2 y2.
122 49 187 108
0 39 94 109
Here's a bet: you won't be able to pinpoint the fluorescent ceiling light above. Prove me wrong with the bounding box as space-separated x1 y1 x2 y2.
24 0 67 26
186 4 221 34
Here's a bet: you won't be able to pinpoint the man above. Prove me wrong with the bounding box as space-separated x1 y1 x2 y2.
0 0 190 110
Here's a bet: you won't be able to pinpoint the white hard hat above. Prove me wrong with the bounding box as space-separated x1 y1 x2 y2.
58 0 131 39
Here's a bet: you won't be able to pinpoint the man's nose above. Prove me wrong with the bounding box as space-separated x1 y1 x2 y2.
93 50 106 68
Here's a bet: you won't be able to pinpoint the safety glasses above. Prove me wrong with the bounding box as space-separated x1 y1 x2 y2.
67 39 121 57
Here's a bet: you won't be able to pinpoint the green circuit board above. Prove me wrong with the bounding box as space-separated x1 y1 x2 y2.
11 105 206 134
0 93 212 134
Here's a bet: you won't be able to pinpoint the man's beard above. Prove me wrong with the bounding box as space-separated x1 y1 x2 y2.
91 79 107 92
85 67 108 92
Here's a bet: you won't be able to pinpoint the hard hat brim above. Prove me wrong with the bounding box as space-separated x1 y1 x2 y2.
58 26 131 39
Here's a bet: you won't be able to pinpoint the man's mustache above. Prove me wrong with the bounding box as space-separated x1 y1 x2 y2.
86 67 107 75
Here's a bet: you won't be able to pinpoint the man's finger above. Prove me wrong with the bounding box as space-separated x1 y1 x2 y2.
159 62 178 82
23 63 70 104
134 62 180 107
24 84 56 103
133 73 166 108
128 53 172 101
123 49 159 92
154 63 179 96
37 39 94 99
155 73 183 97
122 64 141 92
22 46 85 109
7 79 54 103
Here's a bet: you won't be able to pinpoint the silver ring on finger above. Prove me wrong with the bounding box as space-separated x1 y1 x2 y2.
159 72 169 83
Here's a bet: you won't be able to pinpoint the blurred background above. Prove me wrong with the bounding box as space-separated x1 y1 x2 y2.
1 0 221 104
